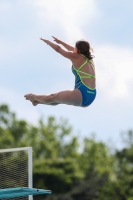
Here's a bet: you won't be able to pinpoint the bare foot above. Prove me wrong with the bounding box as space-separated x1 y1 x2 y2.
24 93 47 104
24 93 36 102
32 100 40 106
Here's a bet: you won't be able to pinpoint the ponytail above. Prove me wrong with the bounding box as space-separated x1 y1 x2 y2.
76 40 94 60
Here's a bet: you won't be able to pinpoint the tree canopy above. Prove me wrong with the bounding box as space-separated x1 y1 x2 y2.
0 104 133 200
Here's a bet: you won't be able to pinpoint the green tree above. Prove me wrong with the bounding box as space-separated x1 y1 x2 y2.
98 130 133 200
114 130 133 200
0 104 84 194
0 104 118 200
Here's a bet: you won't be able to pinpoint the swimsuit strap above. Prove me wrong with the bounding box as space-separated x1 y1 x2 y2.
77 60 87 72
78 70 96 78
88 59 94 66
80 54 94 66
76 54 96 78
80 54 86 59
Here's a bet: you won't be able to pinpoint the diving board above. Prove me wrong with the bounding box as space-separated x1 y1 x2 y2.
0 188 52 199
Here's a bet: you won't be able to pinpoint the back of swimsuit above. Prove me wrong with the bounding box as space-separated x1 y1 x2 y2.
72 54 96 106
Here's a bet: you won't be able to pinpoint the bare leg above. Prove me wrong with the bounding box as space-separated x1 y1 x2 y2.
24 89 82 107
32 100 59 106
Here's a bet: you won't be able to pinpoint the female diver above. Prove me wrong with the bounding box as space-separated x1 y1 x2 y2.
24 36 96 107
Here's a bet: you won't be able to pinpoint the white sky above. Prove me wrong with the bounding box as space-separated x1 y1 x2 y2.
0 0 133 149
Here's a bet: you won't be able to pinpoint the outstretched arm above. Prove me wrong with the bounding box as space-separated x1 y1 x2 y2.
40 37 60 51
40 37 77 60
52 36 74 51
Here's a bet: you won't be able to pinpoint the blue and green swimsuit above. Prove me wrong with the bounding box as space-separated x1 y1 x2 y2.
72 54 96 107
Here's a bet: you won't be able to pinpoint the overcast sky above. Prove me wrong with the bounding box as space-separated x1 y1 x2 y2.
0 0 133 149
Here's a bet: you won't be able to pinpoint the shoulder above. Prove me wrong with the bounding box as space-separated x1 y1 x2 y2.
57 47 79 60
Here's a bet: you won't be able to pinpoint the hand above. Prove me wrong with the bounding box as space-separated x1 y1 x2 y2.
40 37 49 44
52 36 61 44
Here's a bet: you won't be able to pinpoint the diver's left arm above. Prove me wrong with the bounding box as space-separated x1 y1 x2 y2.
40 38 60 51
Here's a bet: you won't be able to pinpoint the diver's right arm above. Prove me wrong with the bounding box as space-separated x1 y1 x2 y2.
52 36 74 51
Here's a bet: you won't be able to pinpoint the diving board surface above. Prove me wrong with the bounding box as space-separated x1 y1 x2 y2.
0 188 52 199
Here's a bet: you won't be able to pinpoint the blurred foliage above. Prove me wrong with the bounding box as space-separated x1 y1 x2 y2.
0 104 133 200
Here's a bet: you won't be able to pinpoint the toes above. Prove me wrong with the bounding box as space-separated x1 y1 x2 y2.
24 93 34 100
32 101 38 106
